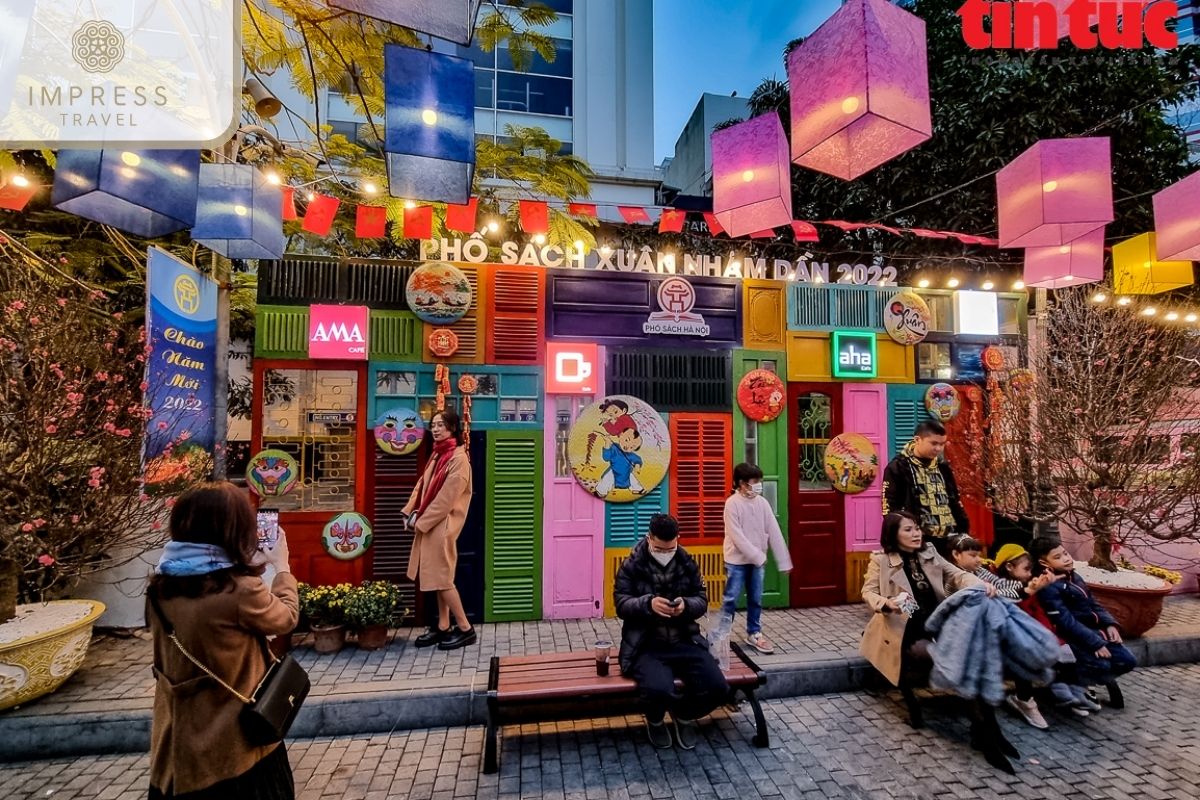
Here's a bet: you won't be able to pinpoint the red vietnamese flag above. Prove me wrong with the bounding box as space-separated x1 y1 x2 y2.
658 208 685 233
907 227 950 239
356 205 387 239
824 220 871 231
301 193 340 235
702 212 725 236
403 204 433 240
280 186 297 221
445 198 478 233
791 221 819 242
568 202 598 217
618 206 651 224
519 199 550 234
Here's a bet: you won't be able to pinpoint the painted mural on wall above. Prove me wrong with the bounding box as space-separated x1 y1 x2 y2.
925 383 961 421
883 290 931 346
823 433 879 494
246 449 300 498
374 406 425 456
405 261 472 324
737 369 786 422
567 395 671 503
322 512 373 560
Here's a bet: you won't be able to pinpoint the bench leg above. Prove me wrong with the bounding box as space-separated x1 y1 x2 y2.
1103 680 1125 710
742 688 769 748
483 711 499 774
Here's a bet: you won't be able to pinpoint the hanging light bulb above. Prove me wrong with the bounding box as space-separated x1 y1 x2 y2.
1142 306 1157 316
947 277 960 288
487 219 500 233
10 174 29 187
404 200 416 209
1187 313 1198 323
981 280 994 291
362 182 378 195
1118 297 1132 306
533 233 546 245
264 171 282 186
1091 292 1107 303
917 278 930 288
1166 312 1180 321
1012 280 1025 290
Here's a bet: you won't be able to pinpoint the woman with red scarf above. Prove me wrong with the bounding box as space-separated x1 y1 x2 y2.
404 408 476 650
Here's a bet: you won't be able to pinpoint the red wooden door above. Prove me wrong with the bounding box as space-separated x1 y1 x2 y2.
788 383 846 607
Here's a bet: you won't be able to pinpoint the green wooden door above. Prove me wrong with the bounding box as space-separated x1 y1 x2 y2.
485 431 543 621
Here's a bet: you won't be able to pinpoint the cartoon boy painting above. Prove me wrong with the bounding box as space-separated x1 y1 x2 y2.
596 424 645 497
599 398 636 437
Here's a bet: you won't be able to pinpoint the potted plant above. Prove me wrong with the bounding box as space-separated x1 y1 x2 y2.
344 580 401 651
298 582 351 654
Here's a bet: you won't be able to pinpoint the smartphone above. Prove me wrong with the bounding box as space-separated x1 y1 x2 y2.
669 598 682 608
256 511 280 549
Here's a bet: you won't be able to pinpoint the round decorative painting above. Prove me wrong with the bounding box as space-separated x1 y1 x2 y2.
883 290 931 346
428 328 460 357
737 369 786 423
567 395 671 503
823 433 879 494
1010 368 1035 392
322 512 373 561
246 449 299 498
374 406 425 456
965 386 984 404
925 383 961 421
405 261 472 324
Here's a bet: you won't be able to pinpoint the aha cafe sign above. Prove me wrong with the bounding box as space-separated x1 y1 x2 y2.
309 304 368 360
832 330 877 379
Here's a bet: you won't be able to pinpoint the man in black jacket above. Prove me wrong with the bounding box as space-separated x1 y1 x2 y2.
882 420 970 556
614 514 729 750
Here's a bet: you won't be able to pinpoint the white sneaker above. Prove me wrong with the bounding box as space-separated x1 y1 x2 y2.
1006 695 1049 729
745 632 775 654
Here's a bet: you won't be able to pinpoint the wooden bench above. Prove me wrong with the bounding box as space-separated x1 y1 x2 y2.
483 642 768 774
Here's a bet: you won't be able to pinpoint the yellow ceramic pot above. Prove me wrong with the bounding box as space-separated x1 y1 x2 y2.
0 599 105 711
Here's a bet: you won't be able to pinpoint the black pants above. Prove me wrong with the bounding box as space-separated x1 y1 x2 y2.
628 642 730 723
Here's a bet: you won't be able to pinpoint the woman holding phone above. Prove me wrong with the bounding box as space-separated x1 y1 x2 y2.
404 407 476 651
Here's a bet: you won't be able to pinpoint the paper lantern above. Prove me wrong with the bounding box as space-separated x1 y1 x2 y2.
1152 171 1200 262
786 0 931 180
711 112 793 238
1023 228 1105 289
0 175 37 211
51 149 199 237
384 44 475 204
191 164 285 259
1112 233 1194 295
997 137 1113 248
328 0 483 46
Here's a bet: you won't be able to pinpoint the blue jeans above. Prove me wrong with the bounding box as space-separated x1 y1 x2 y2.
1071 642 1137 685
721 563 765 636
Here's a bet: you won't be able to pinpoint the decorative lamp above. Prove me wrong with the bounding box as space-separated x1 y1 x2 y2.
1022 228 1105 289
996 137 1113 248
711 112 792 238
328 0 483 46
1112 233 1193 295
1152 171 1200 261
51 149 199 236
190 164 285 259
0 174 37 211
786 0 931 180
384 44 475 204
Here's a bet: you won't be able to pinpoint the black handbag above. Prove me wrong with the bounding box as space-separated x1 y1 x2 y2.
149 591 310 745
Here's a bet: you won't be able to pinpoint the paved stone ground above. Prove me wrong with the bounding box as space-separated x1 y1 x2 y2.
4 663 1200 799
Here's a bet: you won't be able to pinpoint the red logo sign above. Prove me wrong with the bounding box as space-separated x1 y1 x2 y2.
959 1 1179 50
546 342 598 394
308 304 369 360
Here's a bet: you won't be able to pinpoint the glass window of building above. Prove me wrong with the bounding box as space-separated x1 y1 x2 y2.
496 72 572 116
917 343 953 381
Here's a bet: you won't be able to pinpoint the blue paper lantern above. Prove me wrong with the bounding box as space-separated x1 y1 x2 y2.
384 44 475 204
51 149 199 237
329 1 483 46
191 164 285 260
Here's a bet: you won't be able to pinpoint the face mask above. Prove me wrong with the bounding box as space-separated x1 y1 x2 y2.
751 482 764 496
651 549 676 567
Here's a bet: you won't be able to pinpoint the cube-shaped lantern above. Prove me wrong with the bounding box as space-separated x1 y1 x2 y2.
711 112 792 238
1023 229 1105 289
1112 233 1194 295
997 137 1113 249
328 0 483 46
1153 171 1200 262
51 149 199 237
384 44 475 205
786 0 931 180
190 164 285 260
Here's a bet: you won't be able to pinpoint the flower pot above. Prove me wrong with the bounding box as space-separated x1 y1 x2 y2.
1088 581 1173 639
268 632 294 659
311 624 347 654
0 599 106 711
356 624 390 651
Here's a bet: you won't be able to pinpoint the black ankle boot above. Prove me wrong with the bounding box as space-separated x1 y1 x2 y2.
414 626 450 647
971 720 1017 774
438 626 477 650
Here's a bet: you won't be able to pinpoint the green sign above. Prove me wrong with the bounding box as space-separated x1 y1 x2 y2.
832 331 877 379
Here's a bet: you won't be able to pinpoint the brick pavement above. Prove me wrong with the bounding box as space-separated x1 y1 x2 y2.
3 663 1200 799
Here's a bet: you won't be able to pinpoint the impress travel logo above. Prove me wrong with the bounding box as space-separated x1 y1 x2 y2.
959 1 1181 50
0 1 239 147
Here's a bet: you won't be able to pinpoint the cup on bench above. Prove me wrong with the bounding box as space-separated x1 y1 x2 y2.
594 640 612 676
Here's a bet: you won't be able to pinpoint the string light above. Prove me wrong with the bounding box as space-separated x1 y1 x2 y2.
1166 312 1179 321
533 233 546 245
1012 280 1025 290
1188 314 1198 323
917 278 930 288
305 191 315 201
981 280 994 290
947 277 960 288
403 200 416 209
1092 292 1107 302
1118 297 1132 306
1142 306 1157 316
265 171 281 186
487 219 500 233
362 182 378 195
10 174 29 187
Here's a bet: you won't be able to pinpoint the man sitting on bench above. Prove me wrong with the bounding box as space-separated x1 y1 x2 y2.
614 513 730 750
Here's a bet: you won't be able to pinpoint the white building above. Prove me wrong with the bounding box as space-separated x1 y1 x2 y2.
661 93 750 198
1176 0 1200 160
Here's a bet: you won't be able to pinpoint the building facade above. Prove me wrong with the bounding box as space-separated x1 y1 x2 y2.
661 93 750 198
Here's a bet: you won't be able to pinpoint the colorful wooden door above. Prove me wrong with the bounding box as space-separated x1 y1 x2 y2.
842 383 888 554
787 383 846 607
485 431 543 622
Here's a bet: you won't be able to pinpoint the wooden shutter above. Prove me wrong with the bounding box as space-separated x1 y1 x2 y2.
606 349 731 411
486 266 543 364
486 432 542 621
887 384 927 459
605 477 669 548
669 414 731 544
256 258 339 305
255 305 309 359
370 449 423 624
369 310 422 361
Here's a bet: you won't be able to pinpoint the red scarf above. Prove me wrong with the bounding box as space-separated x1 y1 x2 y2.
417 437 460 517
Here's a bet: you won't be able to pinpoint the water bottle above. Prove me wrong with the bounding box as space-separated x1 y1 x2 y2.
708 610 734 670
716 634 731 671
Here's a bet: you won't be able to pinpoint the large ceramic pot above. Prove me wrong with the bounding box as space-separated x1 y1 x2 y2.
311 624 347 654
1089 581 1173 639
356 624 389 651
0 599 106 711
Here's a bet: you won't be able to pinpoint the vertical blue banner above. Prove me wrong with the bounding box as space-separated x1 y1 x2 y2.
142 247 218 484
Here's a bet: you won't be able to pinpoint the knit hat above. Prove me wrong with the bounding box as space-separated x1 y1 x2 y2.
993 543 1028 571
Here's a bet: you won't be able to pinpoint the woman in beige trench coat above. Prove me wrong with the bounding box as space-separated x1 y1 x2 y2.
404 407 476 650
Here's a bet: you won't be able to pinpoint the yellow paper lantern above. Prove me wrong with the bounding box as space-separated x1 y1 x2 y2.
1112 233 1194 295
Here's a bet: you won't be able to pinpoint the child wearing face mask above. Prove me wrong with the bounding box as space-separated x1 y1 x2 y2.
721 463 793 654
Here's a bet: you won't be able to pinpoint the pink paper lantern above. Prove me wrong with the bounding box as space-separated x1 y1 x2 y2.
711 112 792 239
997 137 1113 249
1023 228 1105 289
786 0 931 181
1153 170 1200 262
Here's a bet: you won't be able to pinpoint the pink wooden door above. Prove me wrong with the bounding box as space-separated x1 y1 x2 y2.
843 383 888 554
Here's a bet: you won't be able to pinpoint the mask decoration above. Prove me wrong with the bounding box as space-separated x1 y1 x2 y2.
322 512 373 561
374 406 425 456
246 449 299 497
925 382 961 421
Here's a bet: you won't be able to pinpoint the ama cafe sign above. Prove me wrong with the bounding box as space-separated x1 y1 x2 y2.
309 305 368 360
420 237 899 286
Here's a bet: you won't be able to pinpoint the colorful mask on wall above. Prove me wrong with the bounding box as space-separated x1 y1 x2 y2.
567 395 671 503
322 512 373 560
823 433 879 494
246 449 299 497
405 261 472 324
736 369 786 422
883 290 931 346
925 382 961 421
374 406 425 456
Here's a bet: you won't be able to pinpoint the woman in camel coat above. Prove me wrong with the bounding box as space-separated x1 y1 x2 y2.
404 407 476 650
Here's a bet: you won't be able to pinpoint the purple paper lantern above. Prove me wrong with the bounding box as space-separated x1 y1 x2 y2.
786 0 931 181
1153 170 1200 262
1023 228 1105 289
328 0 483 45
997 137 1113 249
711 113 792 239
